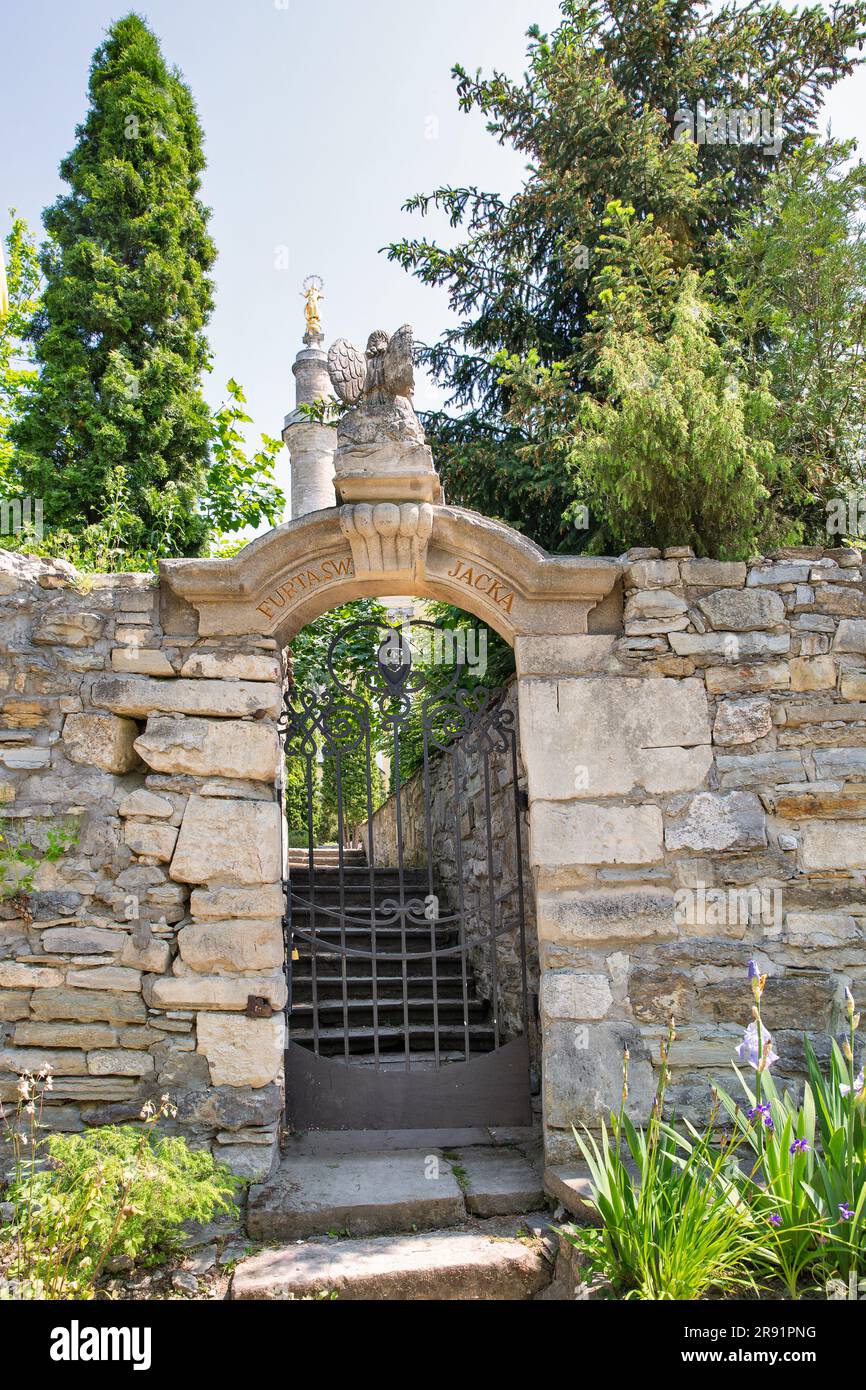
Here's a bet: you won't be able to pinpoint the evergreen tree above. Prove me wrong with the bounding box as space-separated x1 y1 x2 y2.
388 0 866 552
13 13 217 555
0 213 41 491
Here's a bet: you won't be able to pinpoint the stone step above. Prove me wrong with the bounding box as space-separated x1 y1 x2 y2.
246 1148 465 1241
449 1147 546 1217
245 1144 545 1244
232 1229 552 1301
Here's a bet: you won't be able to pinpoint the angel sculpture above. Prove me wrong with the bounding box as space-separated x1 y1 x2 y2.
327 325 416 411
325 324 440 503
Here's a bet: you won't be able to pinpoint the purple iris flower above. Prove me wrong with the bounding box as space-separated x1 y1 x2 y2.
840 1069 864 1099
789 1138 809 1155
747 1103 771 1122
748 960 760 980
839 1203 855 1221
736 1022 778 1071
768 1214 782 1226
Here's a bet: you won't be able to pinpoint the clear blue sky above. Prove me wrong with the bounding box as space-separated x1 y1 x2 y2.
2 0 865 517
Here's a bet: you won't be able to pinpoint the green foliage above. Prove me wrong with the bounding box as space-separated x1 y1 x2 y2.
389 0 866 554
285 601 514 842
0 817 78 902
574 965 866 1299
569 1021 767 1300
201 379 284 536
1 1089 238 1299
725 139 866 534
0 213 41 490
715 989 866 1290
11 13 217 557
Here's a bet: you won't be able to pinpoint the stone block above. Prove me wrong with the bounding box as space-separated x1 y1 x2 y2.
747 563 812 586
681 560 747 588
195 1012 285 1087
531 802 664 867
624 590 687 623
134 716 280 783
840 670 866 700
514 635 616 678
179 1083 283 1130
705 662 791 695
62 713 141 774
712 698 772 746
0 1047 88 1075
813 748 866 779
190 884 286 920
180 652 282 682
33 607 105 646
170 796 282 886
123 819 178 861
118 789 174 819
789 656 836 691
120 935 172 973
543 1021 654 1129
537 888 676 944
664 792 766 852
177 919 284 973
716 750 806 788
670 633 789 662
66 966 142 992
800 823 866 871
520 677 710 801
87 1049 155 1077
833 620 866 654
623 559 679 589
0 962 63 989
41 925 125 954
14 1023 117 1049
785 912 860 946
143 971 287 1012
698 588 785 631
540 971 612 1020
29 988 147 1024
111 648 175 677
91 674 281 720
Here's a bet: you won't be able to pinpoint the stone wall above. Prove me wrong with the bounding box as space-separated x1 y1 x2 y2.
4 538 866 1178
519 545 866 1163
360 682 541 1070
0 553 286 1180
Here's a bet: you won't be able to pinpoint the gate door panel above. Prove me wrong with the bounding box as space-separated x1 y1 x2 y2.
282 618 530 1129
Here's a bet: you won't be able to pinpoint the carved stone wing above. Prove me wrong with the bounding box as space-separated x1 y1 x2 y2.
383 324 415 398
328 339 367 406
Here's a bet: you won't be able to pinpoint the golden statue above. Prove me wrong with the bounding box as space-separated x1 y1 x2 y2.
302 275 324 338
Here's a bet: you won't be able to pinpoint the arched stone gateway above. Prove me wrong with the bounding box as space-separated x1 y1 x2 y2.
161 503 623 1141
160 503 623 648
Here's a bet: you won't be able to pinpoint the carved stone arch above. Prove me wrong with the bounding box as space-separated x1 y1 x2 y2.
160 504 622 646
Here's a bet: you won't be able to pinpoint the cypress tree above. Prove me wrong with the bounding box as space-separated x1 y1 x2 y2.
14 13 216 555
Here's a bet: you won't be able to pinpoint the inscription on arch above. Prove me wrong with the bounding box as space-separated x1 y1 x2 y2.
445 558 516 614
255 554 354 621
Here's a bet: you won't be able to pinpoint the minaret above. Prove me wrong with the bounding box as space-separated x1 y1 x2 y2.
282 278 337 519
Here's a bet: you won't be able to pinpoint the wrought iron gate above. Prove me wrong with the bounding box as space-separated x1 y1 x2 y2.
281 617 531 1130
